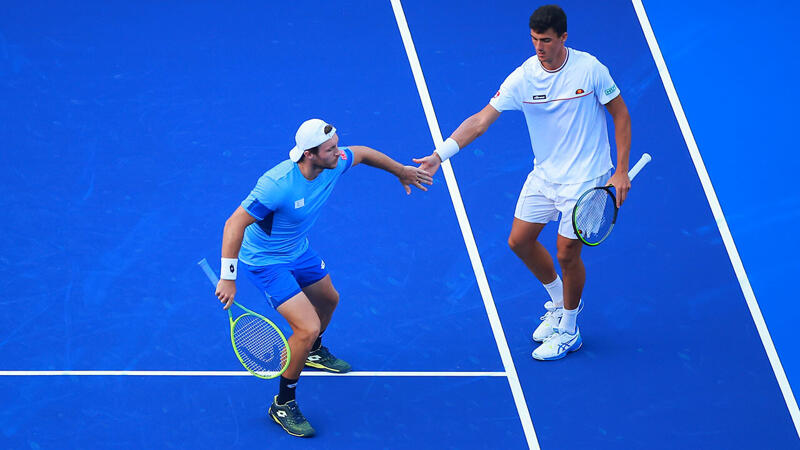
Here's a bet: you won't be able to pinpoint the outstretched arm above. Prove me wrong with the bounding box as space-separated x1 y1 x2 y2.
413 104 502 176
604 95 632 207
349 146 433 195
217 206 256 309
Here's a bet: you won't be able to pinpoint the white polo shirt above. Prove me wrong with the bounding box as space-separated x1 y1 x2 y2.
489 47 620 184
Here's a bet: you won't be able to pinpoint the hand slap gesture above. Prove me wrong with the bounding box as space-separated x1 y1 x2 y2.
412 153 442 177
398 165 433 194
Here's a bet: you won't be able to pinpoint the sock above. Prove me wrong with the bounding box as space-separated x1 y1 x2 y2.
543 275 564 308
311 334 322 352
277 376 299 404
558 305 579 334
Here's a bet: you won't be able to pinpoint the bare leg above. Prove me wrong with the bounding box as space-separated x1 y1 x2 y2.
556 235 584 310
276 292 321 379
508 218 558 283
297 274 351 373
300 274 339 334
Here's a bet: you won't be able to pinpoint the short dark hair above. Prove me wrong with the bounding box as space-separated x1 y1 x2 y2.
529 5 567 36
298 124 334 162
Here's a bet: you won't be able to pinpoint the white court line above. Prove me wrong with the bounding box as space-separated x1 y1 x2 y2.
389 1 539 449
0 370 506 377
632 0 800 439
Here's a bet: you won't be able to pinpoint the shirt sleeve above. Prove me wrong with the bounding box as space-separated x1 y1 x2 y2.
241 177 281 221
489 65 525 112
337 146 354 174
592 60 620 105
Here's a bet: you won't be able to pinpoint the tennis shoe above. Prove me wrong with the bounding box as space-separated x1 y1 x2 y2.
268 396 315 437
532 300 583 342
532 327 582 361
305 345 352 373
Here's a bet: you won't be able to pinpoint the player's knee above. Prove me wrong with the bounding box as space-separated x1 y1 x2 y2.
295 319 321 343
329 289 340 306
556 246 580 266
508 234 525 253
557 252 574 266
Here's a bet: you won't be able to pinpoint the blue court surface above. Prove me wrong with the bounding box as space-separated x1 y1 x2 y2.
1 1 798 448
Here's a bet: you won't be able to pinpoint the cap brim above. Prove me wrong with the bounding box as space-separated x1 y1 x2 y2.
289 146 303 162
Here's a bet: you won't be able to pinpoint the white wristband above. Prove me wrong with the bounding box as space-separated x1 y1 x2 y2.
433 137 460 162
221 257 238 280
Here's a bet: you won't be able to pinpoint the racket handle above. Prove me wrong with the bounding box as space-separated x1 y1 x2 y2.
198 258 220 285
627 153 652 181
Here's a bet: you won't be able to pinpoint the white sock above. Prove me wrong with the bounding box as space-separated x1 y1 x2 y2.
543 275 563 308
558 306 579 334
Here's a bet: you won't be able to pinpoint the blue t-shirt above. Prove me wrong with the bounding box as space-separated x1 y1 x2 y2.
239 147 353 265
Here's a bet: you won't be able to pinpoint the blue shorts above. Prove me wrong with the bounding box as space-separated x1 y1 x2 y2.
240 247 329 309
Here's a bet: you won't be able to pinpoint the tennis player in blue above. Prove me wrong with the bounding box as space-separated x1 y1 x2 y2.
214 118 432 437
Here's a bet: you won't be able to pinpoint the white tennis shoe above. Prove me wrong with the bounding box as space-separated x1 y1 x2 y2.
532 300 583 342
532 301 562 342
532 327 582 361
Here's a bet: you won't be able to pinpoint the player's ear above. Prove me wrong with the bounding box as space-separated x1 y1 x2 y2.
560 31 568 44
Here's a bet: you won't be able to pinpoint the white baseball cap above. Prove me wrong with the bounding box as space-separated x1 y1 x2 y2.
288 119 337 162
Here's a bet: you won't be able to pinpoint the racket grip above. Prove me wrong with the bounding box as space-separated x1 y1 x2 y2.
198 258 220 286
627 153 652 181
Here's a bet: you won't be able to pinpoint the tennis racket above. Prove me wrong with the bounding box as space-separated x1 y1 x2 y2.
572 153 652 246
198 258 290 379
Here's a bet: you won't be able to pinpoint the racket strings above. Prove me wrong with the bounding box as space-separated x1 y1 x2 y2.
574 189 615 242
232 315 286 374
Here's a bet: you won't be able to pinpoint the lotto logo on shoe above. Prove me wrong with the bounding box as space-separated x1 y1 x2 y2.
277 411 287 418
307 355 321 362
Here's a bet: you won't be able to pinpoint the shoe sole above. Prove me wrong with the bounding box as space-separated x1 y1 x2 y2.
304 361 351 373
531 338 583 361
269 409 315 438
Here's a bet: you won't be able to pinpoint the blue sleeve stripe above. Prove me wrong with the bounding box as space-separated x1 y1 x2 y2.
256 211 275 236
243 198 273 221
342 147 354 173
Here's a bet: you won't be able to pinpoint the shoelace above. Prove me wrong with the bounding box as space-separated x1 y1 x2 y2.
315 346 334 361
539 302 586 321
539 309 562 321
284 402 304 421
543 328 565 344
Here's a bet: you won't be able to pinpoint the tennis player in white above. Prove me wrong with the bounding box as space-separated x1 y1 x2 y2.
414 5 631 360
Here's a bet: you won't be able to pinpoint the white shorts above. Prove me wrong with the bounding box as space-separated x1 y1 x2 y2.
514 169 613 239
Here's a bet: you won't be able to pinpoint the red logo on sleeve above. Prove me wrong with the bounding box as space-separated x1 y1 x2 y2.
493 91 500 98
340 150 347 160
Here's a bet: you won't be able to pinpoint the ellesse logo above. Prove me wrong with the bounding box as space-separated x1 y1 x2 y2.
576 89 584 94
